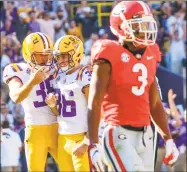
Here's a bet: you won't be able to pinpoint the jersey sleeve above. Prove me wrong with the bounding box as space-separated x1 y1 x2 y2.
91 40 111 64
77 65 93 88
3 63 24 84
81 66 93 87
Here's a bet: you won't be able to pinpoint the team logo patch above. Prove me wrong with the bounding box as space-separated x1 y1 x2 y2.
121 53 130 63
26 68 31 75
118 134 126 140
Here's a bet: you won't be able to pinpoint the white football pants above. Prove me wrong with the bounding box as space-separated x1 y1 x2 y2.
102 125 157 172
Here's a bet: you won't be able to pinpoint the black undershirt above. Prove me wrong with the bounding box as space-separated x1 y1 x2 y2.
123 44 146 56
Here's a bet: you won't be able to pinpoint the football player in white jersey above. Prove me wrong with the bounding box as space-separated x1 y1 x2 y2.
3 32 58 171
45 35 92 171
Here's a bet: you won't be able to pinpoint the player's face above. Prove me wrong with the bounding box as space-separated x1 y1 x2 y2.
131 20 156 43
132 22 149 39
56 53 69 67
32 53 53 66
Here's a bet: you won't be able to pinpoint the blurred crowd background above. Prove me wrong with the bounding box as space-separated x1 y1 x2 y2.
0 1 186 172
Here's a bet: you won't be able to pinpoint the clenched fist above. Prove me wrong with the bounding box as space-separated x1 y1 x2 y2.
45 93 58 108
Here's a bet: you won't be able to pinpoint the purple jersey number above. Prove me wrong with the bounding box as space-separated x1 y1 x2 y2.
33 75 54 108
55 89 76 117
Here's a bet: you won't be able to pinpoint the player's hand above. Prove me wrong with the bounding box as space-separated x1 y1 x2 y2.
72 142 88 157
45 93 58 108
163 139 179 166
168 89 177 100
30 66 50 86
89 143 105 172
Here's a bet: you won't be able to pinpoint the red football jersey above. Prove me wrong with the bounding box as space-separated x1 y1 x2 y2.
91 40 161 127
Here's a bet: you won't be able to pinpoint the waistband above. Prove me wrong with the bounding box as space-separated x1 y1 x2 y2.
121 125 145 132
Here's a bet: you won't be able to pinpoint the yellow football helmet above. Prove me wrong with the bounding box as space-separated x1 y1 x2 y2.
53 35 84 73
22 32 53 68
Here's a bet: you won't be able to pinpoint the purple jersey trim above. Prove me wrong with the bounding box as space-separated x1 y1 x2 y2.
17 64 23 71
10 65 17 72
76 65 89 81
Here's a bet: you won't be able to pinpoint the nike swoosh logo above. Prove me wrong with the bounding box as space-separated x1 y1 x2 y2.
147 56 154 60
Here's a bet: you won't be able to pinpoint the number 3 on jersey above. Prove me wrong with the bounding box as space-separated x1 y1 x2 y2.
132 63 148 96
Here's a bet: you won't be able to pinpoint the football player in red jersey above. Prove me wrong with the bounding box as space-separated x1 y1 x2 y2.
87 1 179 171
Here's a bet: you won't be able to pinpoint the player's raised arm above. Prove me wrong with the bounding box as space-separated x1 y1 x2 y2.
149 78 179 166
6 66 49 104
88 60 111 144
149 77 171 141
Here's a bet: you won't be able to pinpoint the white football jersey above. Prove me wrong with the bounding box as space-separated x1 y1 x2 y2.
52 65 92 134
3 63 57 126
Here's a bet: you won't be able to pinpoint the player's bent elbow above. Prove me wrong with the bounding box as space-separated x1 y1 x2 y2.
9 93 21 104
12 97 21 104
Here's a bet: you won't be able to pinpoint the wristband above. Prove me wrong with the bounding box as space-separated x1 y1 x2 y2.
48 103 56 108
163 154 174 165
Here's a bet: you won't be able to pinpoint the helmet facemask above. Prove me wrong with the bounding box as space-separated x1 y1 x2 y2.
119 14 158 46
29 50 53 71
54 49 76 73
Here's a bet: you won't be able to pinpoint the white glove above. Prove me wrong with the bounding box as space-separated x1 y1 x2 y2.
89 144 105 172
163 139 179 166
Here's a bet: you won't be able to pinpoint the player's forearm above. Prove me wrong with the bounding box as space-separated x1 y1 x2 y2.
150 102 172 141
87 83 105 144
9 79 34 104
50 106 59 116
88 62 111 144
88 104 101 144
